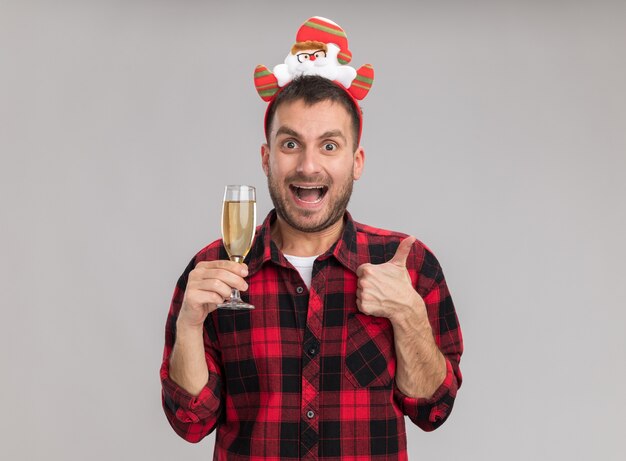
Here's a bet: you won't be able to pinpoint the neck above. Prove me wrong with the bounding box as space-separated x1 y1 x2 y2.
271 214 345 257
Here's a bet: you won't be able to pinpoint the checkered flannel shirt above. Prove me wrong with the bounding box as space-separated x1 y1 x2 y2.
161 210 463 460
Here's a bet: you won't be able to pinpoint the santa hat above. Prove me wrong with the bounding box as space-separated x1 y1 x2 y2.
295 16 352 64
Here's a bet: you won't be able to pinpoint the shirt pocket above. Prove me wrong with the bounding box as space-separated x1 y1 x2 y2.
345 313 395 388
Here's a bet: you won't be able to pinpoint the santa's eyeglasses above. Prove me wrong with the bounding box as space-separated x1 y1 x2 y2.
296 50 327 63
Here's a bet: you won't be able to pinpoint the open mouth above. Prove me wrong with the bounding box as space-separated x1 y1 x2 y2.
289 184 329 204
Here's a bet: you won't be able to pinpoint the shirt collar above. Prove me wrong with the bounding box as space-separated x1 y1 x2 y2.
245 209 363 276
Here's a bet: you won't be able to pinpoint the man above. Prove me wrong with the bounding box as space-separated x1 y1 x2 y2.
161 18 462 460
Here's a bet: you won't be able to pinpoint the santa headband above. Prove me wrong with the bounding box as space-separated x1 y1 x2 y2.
254 16 374 144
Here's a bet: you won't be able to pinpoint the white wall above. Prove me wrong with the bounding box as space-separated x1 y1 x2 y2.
1 1 624 459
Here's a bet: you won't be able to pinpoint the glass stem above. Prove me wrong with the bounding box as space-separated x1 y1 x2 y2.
230 257 243 301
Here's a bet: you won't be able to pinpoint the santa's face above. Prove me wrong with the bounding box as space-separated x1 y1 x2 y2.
285 43 340 76
261 99 364 234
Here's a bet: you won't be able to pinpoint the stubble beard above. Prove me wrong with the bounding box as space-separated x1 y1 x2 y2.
267 168 354 233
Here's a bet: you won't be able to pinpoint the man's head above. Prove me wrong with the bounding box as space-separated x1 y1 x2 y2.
264 75 362 152
261 77 365 234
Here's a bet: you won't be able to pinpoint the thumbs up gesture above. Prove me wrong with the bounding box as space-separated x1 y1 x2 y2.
356 236 426 320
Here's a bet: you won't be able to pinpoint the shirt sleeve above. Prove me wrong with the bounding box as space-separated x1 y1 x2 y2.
160 257 224 443
394 247 464 431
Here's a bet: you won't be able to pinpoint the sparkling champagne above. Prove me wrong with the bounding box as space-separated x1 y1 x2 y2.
218 185 256 310
221 200 256 263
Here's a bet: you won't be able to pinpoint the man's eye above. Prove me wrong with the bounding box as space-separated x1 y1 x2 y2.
283 140 298 149
323 143 337 151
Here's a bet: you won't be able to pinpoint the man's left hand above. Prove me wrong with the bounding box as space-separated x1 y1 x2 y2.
355 236 426 321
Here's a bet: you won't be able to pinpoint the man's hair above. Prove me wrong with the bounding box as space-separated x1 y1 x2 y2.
265 75 362 151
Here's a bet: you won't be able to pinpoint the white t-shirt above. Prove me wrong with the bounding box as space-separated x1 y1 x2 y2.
283 254 319 289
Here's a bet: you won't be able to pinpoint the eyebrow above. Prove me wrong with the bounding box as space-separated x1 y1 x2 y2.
319 130 346 143
275 126 301 139
274 126 347 144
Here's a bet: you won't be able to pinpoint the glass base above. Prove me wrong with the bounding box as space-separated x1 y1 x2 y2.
217 300 255 310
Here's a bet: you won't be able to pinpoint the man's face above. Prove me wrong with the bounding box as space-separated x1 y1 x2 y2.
262 99 364 233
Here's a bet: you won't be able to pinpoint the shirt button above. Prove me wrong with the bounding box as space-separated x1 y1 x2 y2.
308 347 317 356
296 286 304 294
306 410 315 419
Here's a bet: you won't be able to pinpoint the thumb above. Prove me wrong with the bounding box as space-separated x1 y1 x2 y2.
390 236 416 267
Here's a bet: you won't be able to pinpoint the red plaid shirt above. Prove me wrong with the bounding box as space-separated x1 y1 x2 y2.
161 210 463 460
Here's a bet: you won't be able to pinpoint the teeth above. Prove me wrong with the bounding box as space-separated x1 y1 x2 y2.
293 185 327 203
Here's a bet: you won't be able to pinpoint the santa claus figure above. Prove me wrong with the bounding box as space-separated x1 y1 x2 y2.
273 37 357 88
254 16 374 102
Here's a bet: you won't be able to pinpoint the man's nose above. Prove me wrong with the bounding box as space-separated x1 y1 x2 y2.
310 55 316 62
296 148 321 175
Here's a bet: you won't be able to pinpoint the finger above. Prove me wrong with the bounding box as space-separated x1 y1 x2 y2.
195 260 248 276
356 263 372 278
191 268 249 292
189 267 244 288
196 278 242 299
356 277 368 290
193 265 245 282
390 236 416 267
195 291 226 306
183 291 224 311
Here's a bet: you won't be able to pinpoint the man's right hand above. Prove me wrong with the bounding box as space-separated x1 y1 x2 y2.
177 260 249 329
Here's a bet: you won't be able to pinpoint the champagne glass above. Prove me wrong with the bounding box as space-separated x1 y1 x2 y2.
217 185 256 310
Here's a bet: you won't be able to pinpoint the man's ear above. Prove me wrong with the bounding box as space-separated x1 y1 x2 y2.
261 143 270 177
353 146 365 180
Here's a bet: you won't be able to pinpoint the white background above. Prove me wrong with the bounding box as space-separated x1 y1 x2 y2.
1 1 624 459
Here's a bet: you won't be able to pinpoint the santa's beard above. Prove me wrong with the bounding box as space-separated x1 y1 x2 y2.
267 168 354 233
